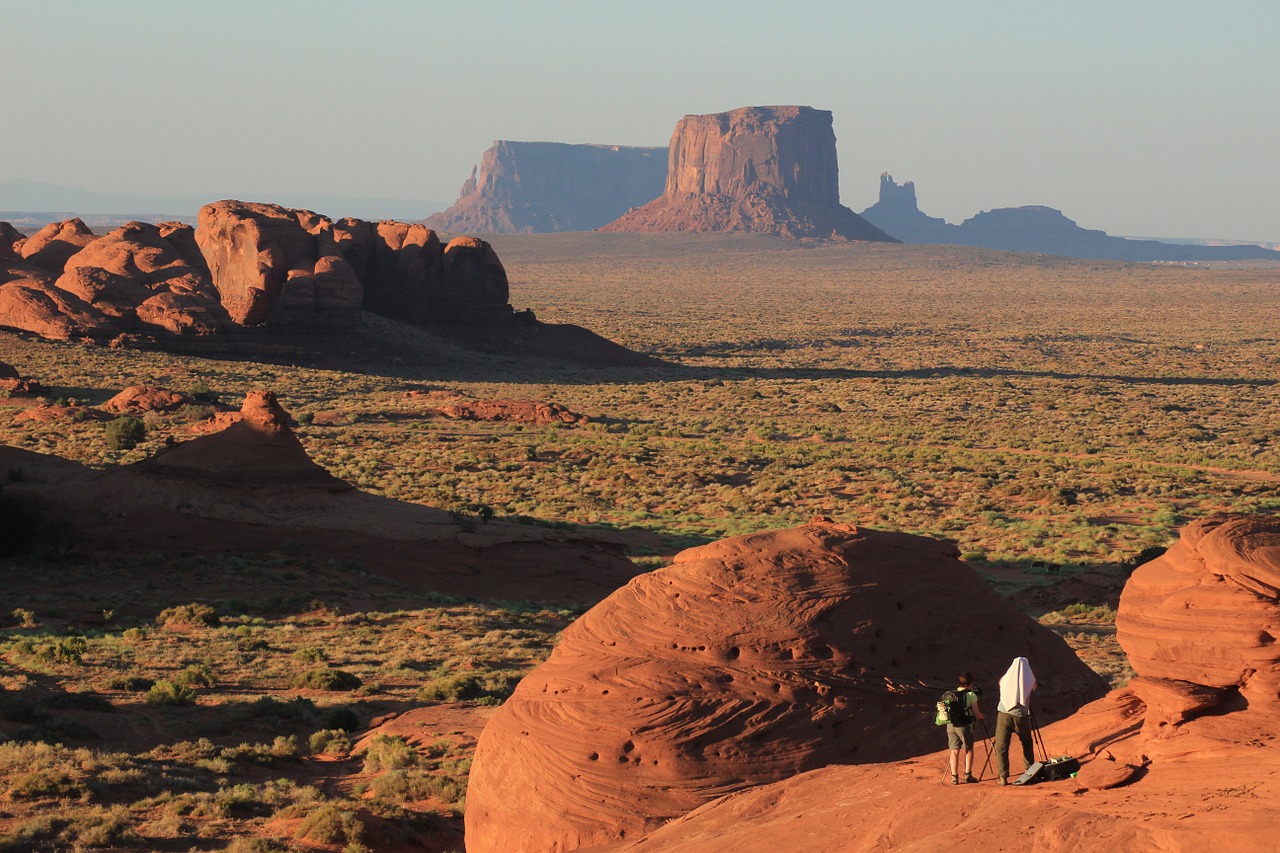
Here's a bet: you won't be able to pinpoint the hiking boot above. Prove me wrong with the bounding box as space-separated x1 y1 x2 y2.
950 774 959 786
997 777 1008 786
964 774 977 784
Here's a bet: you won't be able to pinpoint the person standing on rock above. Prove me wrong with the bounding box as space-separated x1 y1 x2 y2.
993 656 1037 785
946 671 984 785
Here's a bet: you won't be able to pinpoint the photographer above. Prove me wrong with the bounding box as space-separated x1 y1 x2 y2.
993 656 1037 786
945 671 985 785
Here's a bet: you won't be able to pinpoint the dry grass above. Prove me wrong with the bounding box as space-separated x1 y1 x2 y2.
1 233 1277 846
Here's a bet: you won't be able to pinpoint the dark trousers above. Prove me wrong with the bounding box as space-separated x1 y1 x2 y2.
994 711 1034 779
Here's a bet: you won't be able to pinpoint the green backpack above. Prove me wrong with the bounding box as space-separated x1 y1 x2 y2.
934 688 973 727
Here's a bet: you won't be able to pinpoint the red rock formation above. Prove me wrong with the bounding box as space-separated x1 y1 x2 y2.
102 385 193 414
602 106 894 241
0 360 42 396
56 221 230 336
1116 514 1280 729
465 520 1105 853
0 223 25 259
0 274 118 341
195 200 363 330
19 218 98 274
435 398 587 426
604 514 1280 852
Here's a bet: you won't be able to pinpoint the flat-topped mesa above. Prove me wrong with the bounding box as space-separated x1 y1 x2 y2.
666 105 837 203
602 105 894 241
425 141 668 233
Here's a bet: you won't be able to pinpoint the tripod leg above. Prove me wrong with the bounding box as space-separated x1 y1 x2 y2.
1029 711 1050 763
976 718 993 781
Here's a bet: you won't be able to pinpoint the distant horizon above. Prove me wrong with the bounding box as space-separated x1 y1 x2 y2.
2 1 1276 243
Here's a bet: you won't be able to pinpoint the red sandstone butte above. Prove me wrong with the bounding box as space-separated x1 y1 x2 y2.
601 106 895 241
464 520 1104 853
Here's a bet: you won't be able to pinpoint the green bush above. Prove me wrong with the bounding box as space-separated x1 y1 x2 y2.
146 680 196 707
361 734 416 773
106 675 154 693
104 416 146 451
290 668 362 692
293 804 364 846
308 729 352 756
156 603 219 628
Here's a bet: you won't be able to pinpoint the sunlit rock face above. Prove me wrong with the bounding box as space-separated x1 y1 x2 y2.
601 105 894 241
1118 514 1280 729
465 519 1105 853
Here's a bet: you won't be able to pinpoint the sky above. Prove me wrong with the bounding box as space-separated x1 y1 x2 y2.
2 0 1277 242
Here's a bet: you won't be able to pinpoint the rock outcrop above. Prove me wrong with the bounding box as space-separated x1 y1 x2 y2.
195 201 364 331
861 173 1280 261
0 360 41 396
18 218 98 274
465 520 1105 853
1116 514 1280 729
601 106 894 241
102 385 194 415
603 514 1280 852
434 397 587 426
1 205 652 365
425 141 668 233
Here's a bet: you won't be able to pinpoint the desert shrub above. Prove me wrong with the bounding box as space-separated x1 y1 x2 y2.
293 803 364 846
308 729 352 756
230 696 319 726
361 735 417 773
174 663 216 689
224 838 290 853
10 607 37 628
156 602 219 628
0 695 43 724
105 416 146 450
6 768 81 799
146 680 196 707
36 635 87 665
325 706 360 732
121 626 148 643
292 646 329 664
290 668 362 691
417 670 521 704
106 675 154 692
187 382 221 404
44 691 114 713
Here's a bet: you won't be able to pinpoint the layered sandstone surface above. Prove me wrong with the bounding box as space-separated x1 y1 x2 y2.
602 106 893 241
599 514 1280 852
425 141 667 233
465 520 1105 853
1116 514 1280 727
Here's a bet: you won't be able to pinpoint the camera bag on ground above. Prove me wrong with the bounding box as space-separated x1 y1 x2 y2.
1012 756 1080 785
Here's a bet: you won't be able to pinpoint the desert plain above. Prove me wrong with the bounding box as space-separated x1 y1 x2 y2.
2 232 1279 851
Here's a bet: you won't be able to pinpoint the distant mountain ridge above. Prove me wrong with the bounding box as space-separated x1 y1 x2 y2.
0 180 445 223
860 174 1280 262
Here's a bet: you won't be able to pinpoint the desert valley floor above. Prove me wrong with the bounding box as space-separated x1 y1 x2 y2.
2 233 1279 851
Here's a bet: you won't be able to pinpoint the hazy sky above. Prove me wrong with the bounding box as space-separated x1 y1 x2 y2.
3 0 1277 241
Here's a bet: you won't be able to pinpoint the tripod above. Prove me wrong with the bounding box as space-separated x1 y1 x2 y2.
974 716 994 782
1029 710 1051 763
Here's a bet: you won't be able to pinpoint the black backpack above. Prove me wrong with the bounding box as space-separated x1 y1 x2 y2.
934 688 973 727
